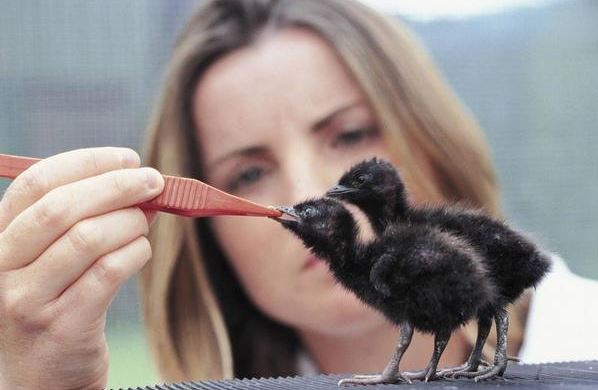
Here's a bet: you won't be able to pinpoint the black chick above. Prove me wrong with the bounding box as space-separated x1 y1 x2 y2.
274 198 498 386
326 158 552 380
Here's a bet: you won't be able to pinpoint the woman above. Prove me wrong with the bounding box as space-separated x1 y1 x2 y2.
141 0 520 382
1 0 593 389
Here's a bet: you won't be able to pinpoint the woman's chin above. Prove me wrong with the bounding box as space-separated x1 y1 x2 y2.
299 285 388 337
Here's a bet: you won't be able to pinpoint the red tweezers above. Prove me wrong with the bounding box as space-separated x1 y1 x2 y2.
0 153 282 218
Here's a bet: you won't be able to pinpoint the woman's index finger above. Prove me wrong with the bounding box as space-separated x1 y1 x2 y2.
0 147 140 232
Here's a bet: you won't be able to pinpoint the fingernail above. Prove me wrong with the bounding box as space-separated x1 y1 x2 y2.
145 168 163 191
121 148 140 167
148 211 158 227
142 209 158 227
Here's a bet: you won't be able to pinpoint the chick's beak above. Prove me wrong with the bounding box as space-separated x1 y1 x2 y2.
271 206 300 228
326 184 357 197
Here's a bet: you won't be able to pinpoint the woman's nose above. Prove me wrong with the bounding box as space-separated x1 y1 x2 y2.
285 155 337 205
288 175 326 204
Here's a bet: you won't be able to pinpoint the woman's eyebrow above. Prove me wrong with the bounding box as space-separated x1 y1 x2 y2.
207 145 266 172
311 100 365 132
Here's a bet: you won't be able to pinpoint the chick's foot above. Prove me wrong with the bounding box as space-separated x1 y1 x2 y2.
403 367 437 382
338 372 412 386
449 360 506 381
437 359 491 378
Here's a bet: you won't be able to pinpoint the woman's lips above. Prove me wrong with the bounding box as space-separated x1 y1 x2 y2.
303 254 326 270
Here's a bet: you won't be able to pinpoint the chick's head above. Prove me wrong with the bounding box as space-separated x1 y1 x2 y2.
274 198 356 259
326 157 403 204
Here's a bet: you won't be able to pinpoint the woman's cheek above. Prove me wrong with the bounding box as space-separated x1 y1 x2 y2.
211 213 300 306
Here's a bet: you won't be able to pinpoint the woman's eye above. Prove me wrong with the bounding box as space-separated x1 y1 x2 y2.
332 127 378 148
227 166 265 192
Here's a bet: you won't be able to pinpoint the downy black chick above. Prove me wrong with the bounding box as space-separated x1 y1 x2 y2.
326 158 552 380
274 198 498 386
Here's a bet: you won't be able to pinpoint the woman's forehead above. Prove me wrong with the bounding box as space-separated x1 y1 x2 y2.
192 27 365 153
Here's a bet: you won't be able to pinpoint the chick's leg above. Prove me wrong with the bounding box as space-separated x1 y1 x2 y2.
453 309 509 381
439 315 492 377
338 322 414 386
404 330 450 382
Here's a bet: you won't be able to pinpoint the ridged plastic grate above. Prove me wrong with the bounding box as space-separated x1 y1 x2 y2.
120 360 598 390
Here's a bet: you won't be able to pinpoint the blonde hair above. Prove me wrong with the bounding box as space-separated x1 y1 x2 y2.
141 0 528 382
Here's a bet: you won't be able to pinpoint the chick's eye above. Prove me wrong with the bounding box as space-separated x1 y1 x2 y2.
303 206 316 218
353 174 368 186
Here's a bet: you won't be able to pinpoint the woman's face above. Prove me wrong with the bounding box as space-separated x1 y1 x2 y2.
193 28 417 336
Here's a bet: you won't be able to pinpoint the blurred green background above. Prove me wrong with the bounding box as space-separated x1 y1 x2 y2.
107 323 158 388
1 0 597 388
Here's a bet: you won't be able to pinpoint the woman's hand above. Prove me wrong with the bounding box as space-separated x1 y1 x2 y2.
0 147 164 390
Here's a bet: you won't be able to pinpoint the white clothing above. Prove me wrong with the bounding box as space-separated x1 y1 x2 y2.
518 253 598 363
